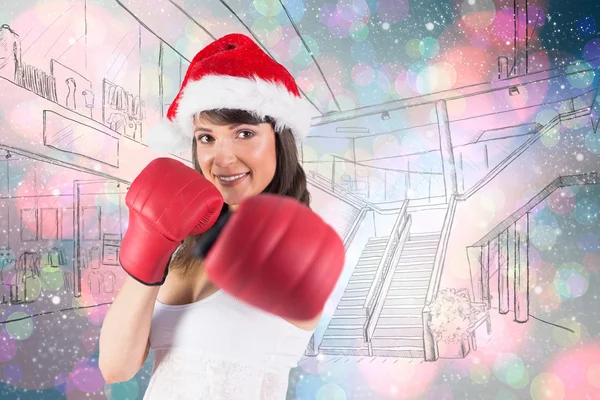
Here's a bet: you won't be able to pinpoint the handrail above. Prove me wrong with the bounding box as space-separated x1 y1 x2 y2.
362 199 410 315
421 102 593 361
422 195 456 361
424 195 457 306
342 207 369 250
458 100 592 201
306 170 406 215
363 214 412 345
306 172 366 209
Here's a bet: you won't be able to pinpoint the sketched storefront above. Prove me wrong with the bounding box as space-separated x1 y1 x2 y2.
0 10 188 313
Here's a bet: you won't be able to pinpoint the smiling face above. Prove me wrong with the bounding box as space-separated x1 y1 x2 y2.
193 114 277 208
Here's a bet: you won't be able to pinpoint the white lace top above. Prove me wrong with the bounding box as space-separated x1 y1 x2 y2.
144 289 314 400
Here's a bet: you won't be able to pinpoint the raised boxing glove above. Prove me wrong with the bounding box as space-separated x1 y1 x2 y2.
201 194 345 321
120 157 223 285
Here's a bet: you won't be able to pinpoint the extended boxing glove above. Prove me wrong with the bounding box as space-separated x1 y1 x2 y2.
120 157 224 285
200 194 345 321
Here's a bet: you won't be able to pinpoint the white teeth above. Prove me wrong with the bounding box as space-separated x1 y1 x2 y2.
219 173 247 182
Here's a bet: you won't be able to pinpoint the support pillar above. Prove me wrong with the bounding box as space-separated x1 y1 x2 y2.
482 243 490 309
498 230 510 314
435 100 458 203
507 223 517 314
514 213 530 322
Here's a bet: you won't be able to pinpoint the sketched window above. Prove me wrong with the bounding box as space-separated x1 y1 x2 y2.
82 206 101 241
60 208 74 241
40 208 59 241
20 208 38 242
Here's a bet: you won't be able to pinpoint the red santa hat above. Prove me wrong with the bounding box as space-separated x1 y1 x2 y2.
147 33 314 154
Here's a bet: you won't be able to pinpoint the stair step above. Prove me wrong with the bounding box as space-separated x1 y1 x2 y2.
396 262 433 268
402 246 437 256
320 336 366 348
398 255 435 264
408 232 441 241
392 270 433 280
373 325 423 338
370 336 424 348
318 346 370 356
361 249 385 256
377 315 423 326
328 315 367 326
371 347 424 358
344 286 370 293
337 304 363 310
346 278 373 284
338 297 367 307
368 237 389 244
357 257 381 265
388 277 431 288
351 270 377 277
387 286 429 297
381 306 422 316
331 307 366 317
386 294 426 300
384 296 427 307
325 326 365 336
404 239 439 247
346 281 372 291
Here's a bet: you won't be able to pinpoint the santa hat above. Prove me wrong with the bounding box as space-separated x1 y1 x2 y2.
146 33 314 154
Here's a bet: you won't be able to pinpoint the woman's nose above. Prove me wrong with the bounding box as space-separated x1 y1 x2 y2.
213 142 237 167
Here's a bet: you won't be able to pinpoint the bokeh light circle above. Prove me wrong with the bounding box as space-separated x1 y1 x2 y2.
2 364 23 385
5 312 34 340
71 358 105 393
584 130 600 154
253 0 282 17
104 379 140 400
419 37 440 59
461 0 496 30
573 196 599 226
530 372 565 400
494 353 528 388
470 363 491 384
566 62 595 89
377 0 409 23
405 39 422 59
552 318 583 347
587 363 600 389
316 383 347 400
530 224 557 248
553 262 589 299
0 333 17 362
350 21 369 41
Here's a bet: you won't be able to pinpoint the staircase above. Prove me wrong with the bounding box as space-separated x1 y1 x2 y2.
369 232 442 358
319 237 389 355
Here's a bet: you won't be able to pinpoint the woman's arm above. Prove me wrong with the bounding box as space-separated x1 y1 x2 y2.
99 276 160 383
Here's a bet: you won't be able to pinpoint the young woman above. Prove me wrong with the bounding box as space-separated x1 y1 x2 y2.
98 34 344 399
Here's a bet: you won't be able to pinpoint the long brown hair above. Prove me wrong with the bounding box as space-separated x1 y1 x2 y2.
170 108 310 275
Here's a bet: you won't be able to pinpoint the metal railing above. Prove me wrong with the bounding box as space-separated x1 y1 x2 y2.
303 155 444 204
363 213 412 350
421 195 457 361
420 98 594 361
362 199 410 333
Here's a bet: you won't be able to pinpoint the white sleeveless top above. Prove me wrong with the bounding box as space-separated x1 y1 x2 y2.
144 289 314 400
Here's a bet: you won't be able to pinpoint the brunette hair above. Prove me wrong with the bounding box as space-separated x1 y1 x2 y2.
170 108 310 275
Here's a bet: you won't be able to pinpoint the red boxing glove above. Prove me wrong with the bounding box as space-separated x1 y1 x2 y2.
120 158 223 285
204 195 345 321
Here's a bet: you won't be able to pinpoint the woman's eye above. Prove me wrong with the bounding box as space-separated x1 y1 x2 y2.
197 135 213 143
238 130 255 139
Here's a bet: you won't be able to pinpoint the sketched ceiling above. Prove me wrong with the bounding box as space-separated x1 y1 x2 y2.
116 0 502 117
116 0 595 127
